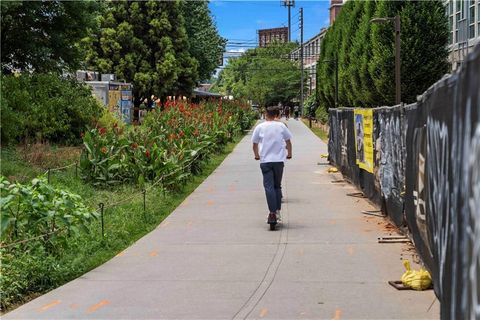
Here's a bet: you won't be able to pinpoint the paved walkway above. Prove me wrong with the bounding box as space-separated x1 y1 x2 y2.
5 119 438 319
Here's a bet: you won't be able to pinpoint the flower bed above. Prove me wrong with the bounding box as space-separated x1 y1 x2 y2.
80 100 255 187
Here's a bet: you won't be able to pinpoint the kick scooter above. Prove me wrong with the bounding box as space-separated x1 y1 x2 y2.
267 212 277 231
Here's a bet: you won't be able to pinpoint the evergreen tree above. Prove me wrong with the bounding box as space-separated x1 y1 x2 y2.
84 0 198 107
400 0 449 103
369 0 404 105
317 0 449 109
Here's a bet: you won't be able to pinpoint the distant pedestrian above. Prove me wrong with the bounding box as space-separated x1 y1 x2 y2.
294 105 299 120
284 105 290 120
252 106 293 224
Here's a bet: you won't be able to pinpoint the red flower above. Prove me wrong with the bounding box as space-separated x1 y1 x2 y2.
99 127 107 136
131 143 138 150
145 150 151 158
101 146 108 154
179 130 185 138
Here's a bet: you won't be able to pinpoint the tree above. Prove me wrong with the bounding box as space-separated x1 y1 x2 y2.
181 1 226 82
214 43 304 107
84 0 198 107
317 0 449 109
1 1 99 73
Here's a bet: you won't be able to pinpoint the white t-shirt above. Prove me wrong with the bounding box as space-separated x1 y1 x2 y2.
251 121 292 163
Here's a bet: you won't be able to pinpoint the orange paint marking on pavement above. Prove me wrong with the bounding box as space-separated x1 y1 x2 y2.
329 219 337 225
87 300 110 314
70 303 79 309
149 251 158 257
332 308 342 320
207 200 215 206
160 221 171 228
347 246 355 256
208 187 215 193
259 308 269 317
38 300 61 312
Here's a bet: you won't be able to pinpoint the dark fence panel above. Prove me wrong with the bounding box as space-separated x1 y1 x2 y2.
375 106 406 226
328 45 480 319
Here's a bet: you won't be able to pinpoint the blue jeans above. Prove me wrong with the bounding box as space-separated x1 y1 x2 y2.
260 162 284 213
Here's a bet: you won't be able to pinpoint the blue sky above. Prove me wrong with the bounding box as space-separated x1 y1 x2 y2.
209 0 331 54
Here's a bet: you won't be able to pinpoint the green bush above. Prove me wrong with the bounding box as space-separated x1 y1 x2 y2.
1 73 103 145
315 106 329 124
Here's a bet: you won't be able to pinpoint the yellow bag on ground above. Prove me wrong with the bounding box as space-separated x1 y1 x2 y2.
401 260 432 290
327 167 338 173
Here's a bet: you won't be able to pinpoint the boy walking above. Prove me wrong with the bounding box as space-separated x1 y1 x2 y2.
252 106 293 227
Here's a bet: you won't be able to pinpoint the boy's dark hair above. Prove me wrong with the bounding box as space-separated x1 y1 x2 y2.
266 106 280 118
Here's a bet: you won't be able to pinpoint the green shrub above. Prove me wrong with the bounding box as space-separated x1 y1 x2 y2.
1 73 103 145
315 105 329 124
80 100 256 187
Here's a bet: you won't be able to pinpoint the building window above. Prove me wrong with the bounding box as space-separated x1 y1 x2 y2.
469 24 475 38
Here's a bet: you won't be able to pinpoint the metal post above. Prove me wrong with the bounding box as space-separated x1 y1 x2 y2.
288 3 291 42
282 0 294 42
300 7 304 116
142 189 147 222
394 15 401 105
99 203 104 238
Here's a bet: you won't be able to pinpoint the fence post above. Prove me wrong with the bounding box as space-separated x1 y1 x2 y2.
142 189 147 222
99 202 105 238
47 168 51 184
75 161 78 179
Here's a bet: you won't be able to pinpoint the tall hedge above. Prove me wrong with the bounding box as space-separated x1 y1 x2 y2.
0 74 103 145
317 0 449 109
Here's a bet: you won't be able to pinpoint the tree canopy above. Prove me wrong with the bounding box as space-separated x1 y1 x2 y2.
214 43 305 107
84 0 198 106
181 1 226 82
316 0 449 109
1 1 99 73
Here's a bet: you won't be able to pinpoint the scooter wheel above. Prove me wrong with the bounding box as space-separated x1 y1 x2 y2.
269 223 276 231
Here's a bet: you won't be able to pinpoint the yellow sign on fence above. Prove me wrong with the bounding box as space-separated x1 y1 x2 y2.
353 109 374 173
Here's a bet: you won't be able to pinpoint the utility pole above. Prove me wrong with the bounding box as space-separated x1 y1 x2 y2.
282 0 295 42
300 7 304 116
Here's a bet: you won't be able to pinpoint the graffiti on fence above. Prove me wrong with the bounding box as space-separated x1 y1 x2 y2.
328 44 480 319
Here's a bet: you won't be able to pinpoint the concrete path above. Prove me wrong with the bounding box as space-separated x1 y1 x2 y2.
5 119 439 319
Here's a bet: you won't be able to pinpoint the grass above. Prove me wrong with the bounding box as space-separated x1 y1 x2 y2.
0 135 244 313
301 118 329 143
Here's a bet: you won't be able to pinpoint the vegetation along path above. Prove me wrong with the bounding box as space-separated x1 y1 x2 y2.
4 119 439 319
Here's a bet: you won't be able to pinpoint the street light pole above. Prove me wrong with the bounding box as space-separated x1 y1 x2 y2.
282 0 295 42
300 7 304 116
394 15 401 105
371 15 401 105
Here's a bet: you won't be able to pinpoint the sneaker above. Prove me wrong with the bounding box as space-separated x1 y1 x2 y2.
276 210 282 222
267 212 277 224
